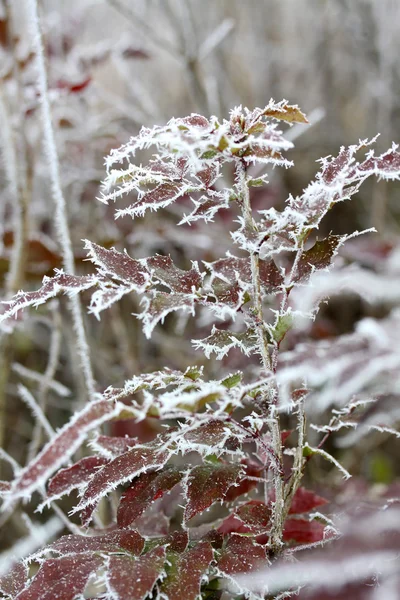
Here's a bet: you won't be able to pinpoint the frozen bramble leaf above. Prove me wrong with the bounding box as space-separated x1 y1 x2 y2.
160 541 214 600
184 463 243 522
117 466 183 528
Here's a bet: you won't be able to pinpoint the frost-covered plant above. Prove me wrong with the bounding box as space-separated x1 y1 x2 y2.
1 101 400 599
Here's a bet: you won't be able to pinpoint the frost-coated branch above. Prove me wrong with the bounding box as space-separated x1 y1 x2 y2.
25 0 95 401
236 160 285 553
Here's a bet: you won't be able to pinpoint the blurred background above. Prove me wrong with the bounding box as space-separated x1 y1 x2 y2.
1 0 400 555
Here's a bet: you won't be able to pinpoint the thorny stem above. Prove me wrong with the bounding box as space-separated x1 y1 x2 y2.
236 160 285 554
26 0 96 402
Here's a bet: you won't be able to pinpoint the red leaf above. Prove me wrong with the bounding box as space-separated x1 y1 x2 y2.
50 530 144 556
162 531 189 553
224 459 263 502
184 464 243 522
9 400 122 501
117 467 183 528
16 555 102 600
84 241 149 288
0 563 28 598
104 547 166 600
283 518 326 544
47 456 109 500
92 434 139 458
146 255 202 294
219 501 271 536
77 439 170 525
218 534 268 575
289 487 328 515
160 541 213 600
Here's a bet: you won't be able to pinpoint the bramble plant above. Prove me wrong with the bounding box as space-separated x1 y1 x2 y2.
1 99 400 600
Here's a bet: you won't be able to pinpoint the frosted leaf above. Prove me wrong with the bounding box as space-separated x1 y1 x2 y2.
154 381 227 416
6 400 133 504
179 191 230 224
89 434 139 459
278 312 400 411
183 463 243 523
138 291 197 339
288 487 328 515
15 555 102 600
219 501 271 536
117 467 183 528
254 100 308 125
46 456 109 503
146 255 202 293
75 436 171 524
116 182 192 219
294 235 345 283
182 420 242 453
48 530 144 557
283 518 326 544
159 541 213 600
217 533 268 576
192 326 258 360
0 271 98 324
205 255 283 295
0 563 28 598
102 547 166 600
84 240 150 289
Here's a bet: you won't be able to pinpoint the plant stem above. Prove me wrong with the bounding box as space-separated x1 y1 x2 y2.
25 0 96 402
236 160 284 553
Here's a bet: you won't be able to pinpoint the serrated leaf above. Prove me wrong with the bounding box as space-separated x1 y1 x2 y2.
139 291 196 339
49 530 144 557
295 235 344 283
217 534 268 576
193 326 258 360
0 271 97 325
117 467 183 528
76 437 170 525
103 547 166 600
15 555 102 600
160 541 213 600
46 456 109 502
184 464 243 522
147 255 202 293
84 241 149 288
7 400 128 503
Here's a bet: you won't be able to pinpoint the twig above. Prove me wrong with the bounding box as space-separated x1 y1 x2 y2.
25 0 96 402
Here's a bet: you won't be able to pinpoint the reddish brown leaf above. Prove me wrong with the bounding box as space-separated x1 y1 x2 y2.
77 441 170 525
218 534 268 575
9 400 122 501
50 530 144 556
289 487 328 515
224 459 263 502
147 254 202 293
160 541 213 600
0 563 28 598
47 456 109 500
117 467 183 528
283 518 326 544
104 547 166 600
295 236 343 283
92 434 139 458
184 464 243 522
84 241 149 287
16 555 102 600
